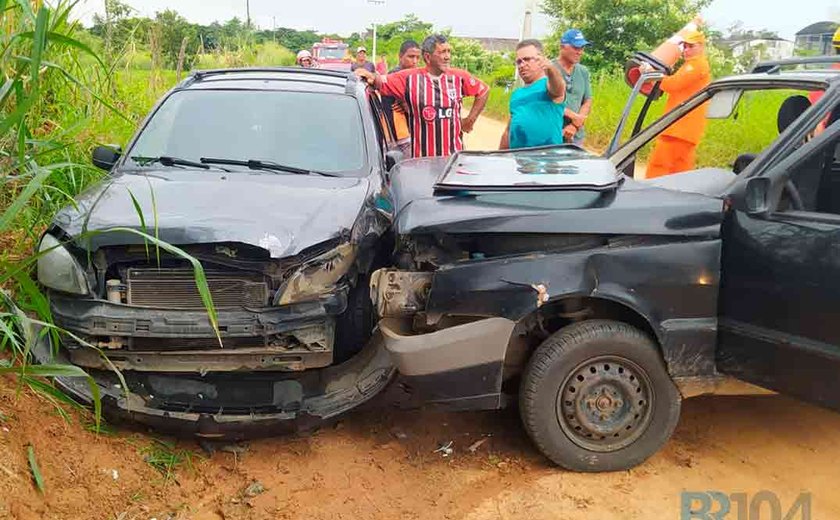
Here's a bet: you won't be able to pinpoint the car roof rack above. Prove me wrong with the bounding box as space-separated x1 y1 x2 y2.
188 67 353 83
752 56 840 74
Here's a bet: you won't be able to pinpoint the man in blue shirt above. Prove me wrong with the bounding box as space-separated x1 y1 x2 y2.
500 39 566 149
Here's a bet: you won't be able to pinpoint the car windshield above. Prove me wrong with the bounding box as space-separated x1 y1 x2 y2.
318 47 346 59
127 89 367 175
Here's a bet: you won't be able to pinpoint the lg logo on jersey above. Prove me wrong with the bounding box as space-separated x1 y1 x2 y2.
421 107 454 122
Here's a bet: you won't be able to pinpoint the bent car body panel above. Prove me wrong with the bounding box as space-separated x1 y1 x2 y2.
379 157 728 407
53 170 372 258
378 317 517 409
424 239 722 378
389 160 725 238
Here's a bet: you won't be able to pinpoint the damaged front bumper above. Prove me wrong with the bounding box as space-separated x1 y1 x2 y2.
50 290 347 373
29 324 396 438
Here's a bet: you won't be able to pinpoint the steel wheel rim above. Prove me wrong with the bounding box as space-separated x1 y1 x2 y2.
556 355 655 452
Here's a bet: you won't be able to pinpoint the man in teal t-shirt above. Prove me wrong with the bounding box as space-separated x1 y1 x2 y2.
500 39 566 149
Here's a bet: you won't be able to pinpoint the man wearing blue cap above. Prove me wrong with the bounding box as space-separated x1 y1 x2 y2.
553 29 593 145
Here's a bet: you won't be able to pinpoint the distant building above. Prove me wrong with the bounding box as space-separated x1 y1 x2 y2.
730 37 795 62
795 21 839 55
458 37 519 53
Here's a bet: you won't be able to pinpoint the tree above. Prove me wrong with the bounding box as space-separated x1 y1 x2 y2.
373 13 433 40
154 10 198 69
91 0 134 59
542 0 713 70
255 27 321 52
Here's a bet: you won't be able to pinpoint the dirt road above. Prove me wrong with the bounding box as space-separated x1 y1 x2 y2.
3 374 839 520
0 117 832 519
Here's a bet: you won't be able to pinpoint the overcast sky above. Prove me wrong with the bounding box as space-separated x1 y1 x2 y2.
75 0 840 41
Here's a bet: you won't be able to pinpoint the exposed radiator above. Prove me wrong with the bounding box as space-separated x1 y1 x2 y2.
126 267 269 309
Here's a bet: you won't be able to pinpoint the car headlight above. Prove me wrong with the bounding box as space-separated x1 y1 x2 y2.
274 243 356 305
37 234 90 295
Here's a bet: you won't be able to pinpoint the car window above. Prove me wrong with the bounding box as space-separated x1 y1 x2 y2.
368 92 394 157
317 47 346 60
613 86 827 180
127 90 367 175
774 110 840 215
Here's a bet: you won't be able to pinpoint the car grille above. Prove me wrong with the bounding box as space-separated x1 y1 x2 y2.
126 267 269 310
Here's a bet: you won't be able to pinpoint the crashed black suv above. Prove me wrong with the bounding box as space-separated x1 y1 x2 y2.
34 59 840 473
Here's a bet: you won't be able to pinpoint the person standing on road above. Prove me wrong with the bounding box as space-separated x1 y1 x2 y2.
296 50 317 68
351 46 376 73
500 39 566 149
553 29 593 145
381 40 422 157
643 28 711 178
355 34 490 158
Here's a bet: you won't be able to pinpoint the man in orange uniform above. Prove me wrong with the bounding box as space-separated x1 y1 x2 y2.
645 29 711 178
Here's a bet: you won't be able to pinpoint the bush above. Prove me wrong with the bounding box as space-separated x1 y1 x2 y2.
489 65 516 88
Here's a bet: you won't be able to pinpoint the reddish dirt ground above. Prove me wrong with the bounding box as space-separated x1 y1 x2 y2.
3 373 840 520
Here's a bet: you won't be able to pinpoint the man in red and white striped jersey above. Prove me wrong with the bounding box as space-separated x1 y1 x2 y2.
355 34 490 158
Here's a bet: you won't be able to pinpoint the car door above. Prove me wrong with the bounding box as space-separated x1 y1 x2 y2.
717 93 840 411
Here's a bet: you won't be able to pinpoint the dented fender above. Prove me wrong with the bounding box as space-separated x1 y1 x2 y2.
423 238 722 378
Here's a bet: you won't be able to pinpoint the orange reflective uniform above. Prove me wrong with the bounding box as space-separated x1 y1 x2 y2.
646 54 711 179
392 101 410 141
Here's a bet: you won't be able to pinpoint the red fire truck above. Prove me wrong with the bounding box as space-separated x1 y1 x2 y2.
311 38 351 71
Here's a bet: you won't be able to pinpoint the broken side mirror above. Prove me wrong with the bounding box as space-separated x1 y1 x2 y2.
92 144 122 171
385 150 404 172
745 176 770 215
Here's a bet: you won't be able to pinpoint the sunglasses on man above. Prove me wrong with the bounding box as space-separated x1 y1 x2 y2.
515 56 540 66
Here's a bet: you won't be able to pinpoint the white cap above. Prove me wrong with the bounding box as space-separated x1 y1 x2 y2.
357 46 367 53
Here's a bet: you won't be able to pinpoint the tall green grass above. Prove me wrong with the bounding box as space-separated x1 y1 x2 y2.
0 1 220 434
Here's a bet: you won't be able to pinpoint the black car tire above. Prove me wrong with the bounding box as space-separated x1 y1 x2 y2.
519 319 681 472
333 275 374 363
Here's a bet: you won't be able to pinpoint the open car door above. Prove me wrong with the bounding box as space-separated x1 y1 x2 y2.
717 86 840 411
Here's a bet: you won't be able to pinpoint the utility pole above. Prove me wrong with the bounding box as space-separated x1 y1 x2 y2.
367 0 386 64
516 0 538 85
246 0 251 30
522 0 536 40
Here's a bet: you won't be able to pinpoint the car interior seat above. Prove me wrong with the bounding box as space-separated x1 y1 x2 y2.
776 95 824 211
731 95 812 175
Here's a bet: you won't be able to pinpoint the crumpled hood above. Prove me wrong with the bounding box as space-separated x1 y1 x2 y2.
53 169 371 258
389 158 726 238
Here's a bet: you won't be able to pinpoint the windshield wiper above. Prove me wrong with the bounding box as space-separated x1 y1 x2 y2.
131 155 211 170
199 158 339 177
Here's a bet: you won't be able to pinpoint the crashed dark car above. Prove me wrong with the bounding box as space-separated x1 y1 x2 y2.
371 57 840 471
32 68 403 437
33 59 840 473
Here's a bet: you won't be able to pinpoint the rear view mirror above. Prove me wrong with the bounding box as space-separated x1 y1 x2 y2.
745 177 770 215
92 144 121 171
385 150 404 172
